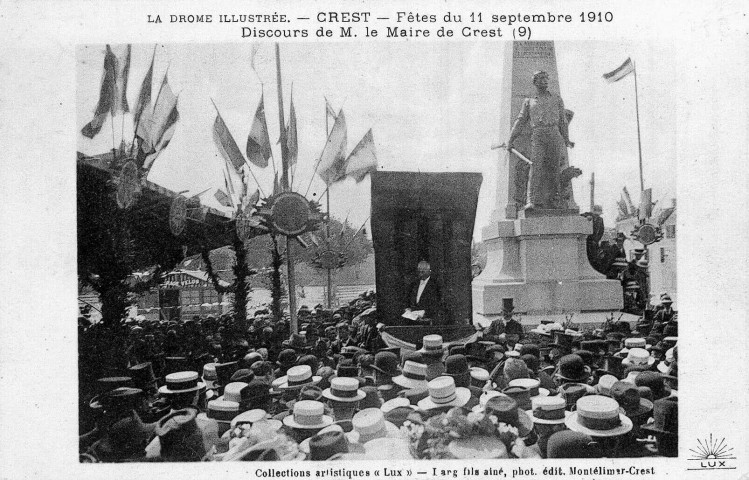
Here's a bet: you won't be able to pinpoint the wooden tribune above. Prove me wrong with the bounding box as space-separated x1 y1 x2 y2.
370 171 482 327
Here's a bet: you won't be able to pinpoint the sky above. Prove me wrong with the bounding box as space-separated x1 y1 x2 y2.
76 41 677 239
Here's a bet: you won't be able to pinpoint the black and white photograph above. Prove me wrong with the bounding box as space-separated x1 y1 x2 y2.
0 0 747 477
75 41 679 462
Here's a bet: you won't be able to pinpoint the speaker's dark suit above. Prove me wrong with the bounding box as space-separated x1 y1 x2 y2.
408 277 444 321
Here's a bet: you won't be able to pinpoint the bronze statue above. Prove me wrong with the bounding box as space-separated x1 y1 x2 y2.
508 71 580 210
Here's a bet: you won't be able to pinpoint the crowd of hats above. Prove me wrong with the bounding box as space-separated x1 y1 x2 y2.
79 292 678 461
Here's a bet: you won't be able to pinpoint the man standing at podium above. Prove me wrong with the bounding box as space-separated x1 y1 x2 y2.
405 260 445 325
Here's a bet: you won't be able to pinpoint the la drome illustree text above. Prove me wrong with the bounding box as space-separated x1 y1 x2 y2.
146 11 614 38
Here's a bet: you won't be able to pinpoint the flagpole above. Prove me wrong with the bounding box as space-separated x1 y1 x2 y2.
589 172 595 211
633 62 645 192
131 45 157 157
275 43 299 334
323 99 334 308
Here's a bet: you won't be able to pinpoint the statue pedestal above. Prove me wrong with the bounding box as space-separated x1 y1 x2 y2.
472 214 622 317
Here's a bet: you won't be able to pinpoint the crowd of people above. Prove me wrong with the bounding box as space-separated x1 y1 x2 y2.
78 290 678 462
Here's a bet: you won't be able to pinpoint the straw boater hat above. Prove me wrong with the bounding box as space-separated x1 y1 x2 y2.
595 375 619 397
202 363 218 389
218 382 248 403
418 335 446 358
380 397 412 414
282 400 333 430
276 365 322 391
323 377 366 403
392 360 428 390
565 395 633 437
469 367 490 388
158 371 205 395
417 376 471 411
525 395 572 424
348 408 403 444
509 378 549 399
206 399 240 423
621 348 656 368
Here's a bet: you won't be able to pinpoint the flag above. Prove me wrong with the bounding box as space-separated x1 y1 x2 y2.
213 107 246 172
638 188 653 221
81 45 117 138
114 44 131 113
325 97 337 120
622 186 636 216
286 90 298 166
317 110 348 185
141 103 179 171
242 188 260 211
138 72 177 154
215 189 232 208
272 171 281 196
133 47 155 130
616 198 629 219
344 129 377 182
603 57 634 83
656 207 675 226
246 94 272 168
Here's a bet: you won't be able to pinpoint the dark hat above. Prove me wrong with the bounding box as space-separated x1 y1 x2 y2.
502 385 532 410
634 371 671 400
90 412 155 461
308 430 349 461
230 369 255 384
95 376 133 394
384 406 417 428
519 343 540 358
596 355 624 379
298 354 320 375
546 430 600 458
289 333 308 350
127 362 158 390
241 379 272 410
215 361 239 388
299 385 324 402
277 349 299 368
240 352 264 369
637 386 654 403
484 395 533 437
371 352 400 378
163 357 189 376
444 354 471 388
378 347 401 358
97 387 144 413
663 323 678 337
558 383 589 409
611 381 653 418
557 354 590 382
359 386 382 410
574 350 595 366
448 345 467 356
155 407 206 461
520 354 540 373
641 396 678 436
550 331 575 350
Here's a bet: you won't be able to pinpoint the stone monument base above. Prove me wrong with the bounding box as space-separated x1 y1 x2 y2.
472 214 622 316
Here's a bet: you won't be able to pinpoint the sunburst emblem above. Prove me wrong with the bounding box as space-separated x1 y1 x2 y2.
689 434 734 460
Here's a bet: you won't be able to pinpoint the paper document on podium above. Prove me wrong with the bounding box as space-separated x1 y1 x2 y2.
402 310 425 321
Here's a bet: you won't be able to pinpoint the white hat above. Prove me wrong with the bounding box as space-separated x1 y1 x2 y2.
624 338 650 349
380 397 413 413
469 367 490 383
508 378 549 398
323 377 366 403
417 376 471 411
418 335 445 357
362 437 411 460
349 408 402 444
220 382 248 403
202 363 218 388
276 365 322 390
158 371 206 395
595 375 618 396
525 396 571 425
230 409 268 429
621 348 656 367
206 399 239 422
282 400 333 430
565 395 633 437
392 361 428 389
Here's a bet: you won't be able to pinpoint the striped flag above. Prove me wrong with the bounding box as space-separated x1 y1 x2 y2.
213 107 246 172
622 186 636 216
141 102 179 171
344 129 377 183
638 188 653 221
215 189 232 208
81 45 117 138
317 110 348 185
114 44 131 113
133 46 155 131
603 57 634 83
137 71 177 154
246 94 272 168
